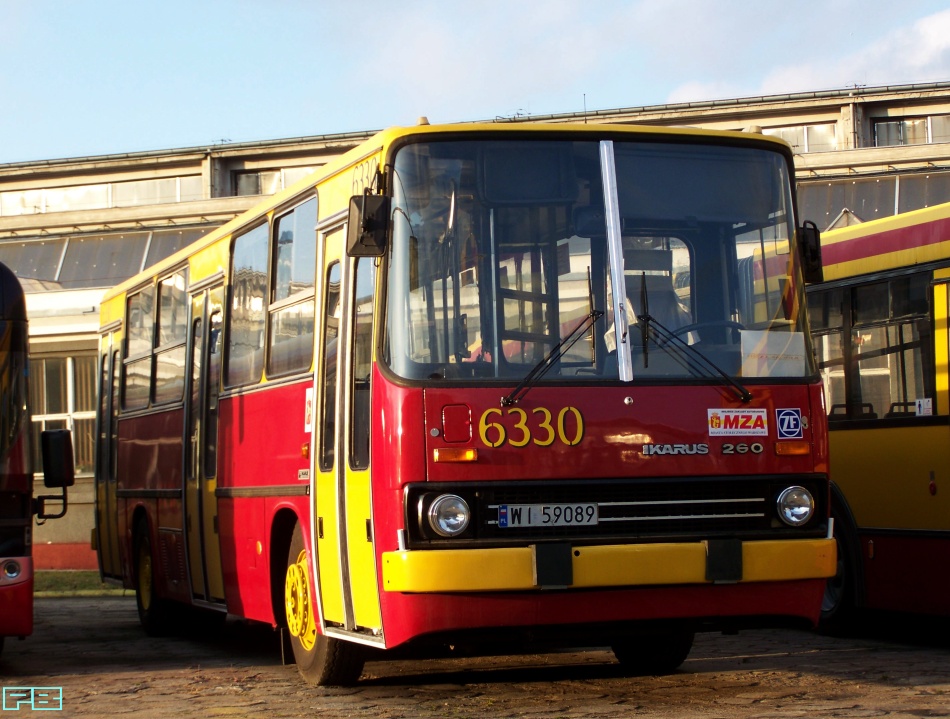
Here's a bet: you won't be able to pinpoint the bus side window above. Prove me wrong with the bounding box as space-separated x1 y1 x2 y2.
319 262 342 471
123 286 154 410
227 222 268 387
349 258 375 470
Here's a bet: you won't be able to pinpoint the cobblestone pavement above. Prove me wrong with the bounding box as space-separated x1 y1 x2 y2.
1 596 949 718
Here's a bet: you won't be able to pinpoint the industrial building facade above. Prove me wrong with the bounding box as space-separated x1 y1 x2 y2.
3 81 949 568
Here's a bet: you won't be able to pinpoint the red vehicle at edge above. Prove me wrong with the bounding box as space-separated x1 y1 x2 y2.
0 261 74 655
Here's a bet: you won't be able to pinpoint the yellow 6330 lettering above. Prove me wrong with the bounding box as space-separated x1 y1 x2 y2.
478 406 584 448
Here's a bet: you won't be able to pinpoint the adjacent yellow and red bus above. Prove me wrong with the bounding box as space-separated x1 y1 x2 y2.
0 262 74 655
94 122 835 685
809 201 950 624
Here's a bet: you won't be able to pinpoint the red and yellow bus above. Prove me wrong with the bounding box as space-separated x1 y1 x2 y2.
809 200 950 624
0 262 74 655
94 122 835 685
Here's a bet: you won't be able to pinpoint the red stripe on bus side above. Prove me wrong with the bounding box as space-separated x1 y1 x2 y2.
822 216 950 267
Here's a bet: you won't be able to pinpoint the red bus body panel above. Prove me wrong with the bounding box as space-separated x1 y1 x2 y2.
0 560 33 637
370 371 828 647
216 381 311 621
860 533 950 616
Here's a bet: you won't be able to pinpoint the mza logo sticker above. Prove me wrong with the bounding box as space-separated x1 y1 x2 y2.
708 409 768 436
776 408 804 439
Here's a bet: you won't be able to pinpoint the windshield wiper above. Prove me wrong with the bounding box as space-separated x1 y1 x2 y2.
501 308 603 407
639 314 753 404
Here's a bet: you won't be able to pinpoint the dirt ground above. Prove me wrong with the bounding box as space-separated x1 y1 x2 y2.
1 596 949 718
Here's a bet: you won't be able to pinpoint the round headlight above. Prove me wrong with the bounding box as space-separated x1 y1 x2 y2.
3 560 21 580
776 486 815 527
427 494 471 537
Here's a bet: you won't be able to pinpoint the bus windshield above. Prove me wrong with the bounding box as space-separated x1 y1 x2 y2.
385 137 815 383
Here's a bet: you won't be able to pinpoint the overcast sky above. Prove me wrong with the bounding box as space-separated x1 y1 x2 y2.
4 0 950 164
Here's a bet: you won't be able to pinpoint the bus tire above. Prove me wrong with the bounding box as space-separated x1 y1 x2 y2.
820 509 858 634
285 523 364 686
611 631 694 675
133 522 173 637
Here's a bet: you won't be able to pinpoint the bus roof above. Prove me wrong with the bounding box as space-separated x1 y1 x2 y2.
100 121 793 305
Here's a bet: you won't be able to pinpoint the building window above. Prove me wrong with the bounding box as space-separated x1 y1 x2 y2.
763 123 836 153
0 226 218 292
0 176 203 217
932 116 950 144
144 228 209 269
874 118 926 146
764 126 805 152
872 115 950 147
805 124 836 153
234 171 281 197
31 355 97 475
232 168 317 197
0 239 66 282
798 170 950 231
59 233 150 289
797 176 897 229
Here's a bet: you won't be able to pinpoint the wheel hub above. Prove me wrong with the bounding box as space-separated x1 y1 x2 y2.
285 549 316 650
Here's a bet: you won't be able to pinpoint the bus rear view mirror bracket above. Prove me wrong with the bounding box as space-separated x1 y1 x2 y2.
36 429 75 521
799 221 823 284
347 194 390 257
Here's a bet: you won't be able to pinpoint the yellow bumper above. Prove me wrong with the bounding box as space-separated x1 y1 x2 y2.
382 538 837 593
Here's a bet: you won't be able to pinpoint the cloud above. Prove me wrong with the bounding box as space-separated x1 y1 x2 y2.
671 8 950 102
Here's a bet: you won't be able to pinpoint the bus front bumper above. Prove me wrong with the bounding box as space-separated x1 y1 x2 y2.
382 538 836 593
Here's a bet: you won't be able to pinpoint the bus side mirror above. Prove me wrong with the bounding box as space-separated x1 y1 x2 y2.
41 429 75 489
799 221 823 284
37 429 74 521
347 194 390 257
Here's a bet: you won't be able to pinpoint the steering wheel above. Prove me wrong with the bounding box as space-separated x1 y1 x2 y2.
658 320 745 346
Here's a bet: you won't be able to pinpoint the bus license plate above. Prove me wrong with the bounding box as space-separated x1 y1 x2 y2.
498 503 598 528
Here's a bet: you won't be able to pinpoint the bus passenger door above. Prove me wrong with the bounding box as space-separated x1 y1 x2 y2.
314 226 346 627
184 286 226 604
314 223 382 637
95 338 122 580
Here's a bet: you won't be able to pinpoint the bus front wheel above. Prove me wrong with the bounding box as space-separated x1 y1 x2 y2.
284 524 364 686
612 631 694 675
820 511 858 634
133 522 173 636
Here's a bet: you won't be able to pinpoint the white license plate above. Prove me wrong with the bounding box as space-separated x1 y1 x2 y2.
498 503 598 528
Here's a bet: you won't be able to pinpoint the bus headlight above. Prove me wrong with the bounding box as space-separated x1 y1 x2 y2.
776 486 815 526
427 494 471 537
2 560 21 580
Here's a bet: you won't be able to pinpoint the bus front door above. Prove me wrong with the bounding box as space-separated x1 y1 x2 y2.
95 339 122 580
313 223 382 638
315 226 347 627
184 286 226 604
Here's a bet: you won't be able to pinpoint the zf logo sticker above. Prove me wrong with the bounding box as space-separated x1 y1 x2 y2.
776 409 804 439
